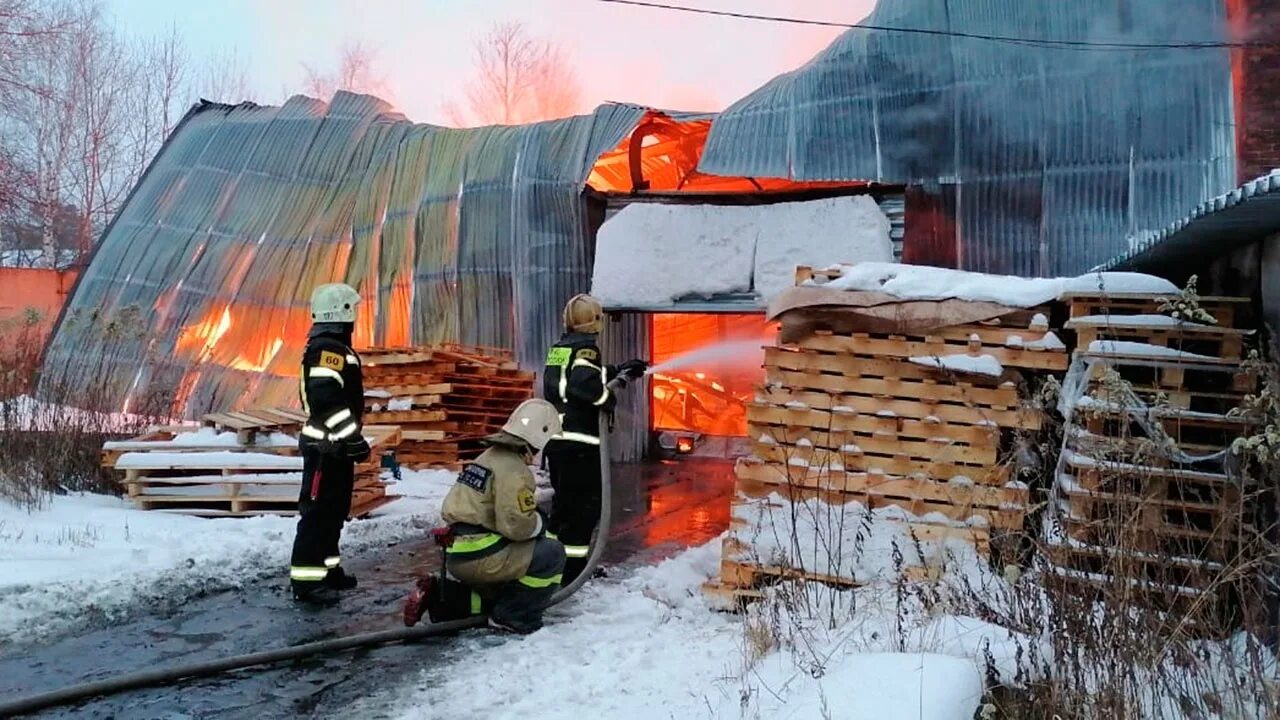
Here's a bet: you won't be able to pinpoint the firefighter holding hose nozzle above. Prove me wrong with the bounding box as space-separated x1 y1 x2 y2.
404 399 565 634
543 293 647 584
290 283 371 606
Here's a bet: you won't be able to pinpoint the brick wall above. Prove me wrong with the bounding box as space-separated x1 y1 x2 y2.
1229 0 1280 183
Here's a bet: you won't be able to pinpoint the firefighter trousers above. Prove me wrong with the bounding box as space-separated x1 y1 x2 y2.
545 441 601 584
289 451 355 589
446 537 566 633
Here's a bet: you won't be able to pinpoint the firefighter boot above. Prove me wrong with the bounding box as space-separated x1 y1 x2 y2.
292 583 341 607
324 566 358 591
403 576 484 625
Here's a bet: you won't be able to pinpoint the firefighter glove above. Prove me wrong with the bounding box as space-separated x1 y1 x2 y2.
343 436 372 463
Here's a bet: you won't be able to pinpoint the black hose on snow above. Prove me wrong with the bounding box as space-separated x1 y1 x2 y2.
0 395 621 717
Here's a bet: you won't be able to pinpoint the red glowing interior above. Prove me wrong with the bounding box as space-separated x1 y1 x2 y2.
648 313 775 437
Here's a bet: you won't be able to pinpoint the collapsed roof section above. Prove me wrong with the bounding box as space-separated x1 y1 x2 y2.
700 0 1238 277
43 94 647 414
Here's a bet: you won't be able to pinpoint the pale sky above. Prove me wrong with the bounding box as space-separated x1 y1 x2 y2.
102 0 877 124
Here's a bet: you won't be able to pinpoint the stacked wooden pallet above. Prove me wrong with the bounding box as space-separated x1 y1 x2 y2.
362 345 535 468
707 266 1069 605
102 409 401 518
1046 291 1256 626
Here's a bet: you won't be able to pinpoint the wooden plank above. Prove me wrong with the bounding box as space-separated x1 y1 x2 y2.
747 445 1008 484
1062 293 1249 328
747 403 1000 446
361 410 448 424
734 459 1025 505
790 331 1069 371
756 386 1041 430
367 383 454 396
402 430 448 442
1063 455 1232 484
735 475 1023 528
1066 316 1251 337
766 367 1020 408
751 425 998 465
1075 328 1244 362
765 347 1008 387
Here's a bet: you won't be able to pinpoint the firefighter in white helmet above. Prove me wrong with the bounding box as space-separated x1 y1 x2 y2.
289 283 371 606
542 294 646 584
404 399 566 634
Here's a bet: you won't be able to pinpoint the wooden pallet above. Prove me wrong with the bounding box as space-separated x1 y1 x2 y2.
756 386 1039 431
735 460 1025 529
1061 292 1250 329
1042 561 1232 634
1080 407 1256 451
361 345 533 469
202 407 309 443
1069 318 1250 362
748 442 1010 486
747 403 1001 446
109 425 401 517
789 329 1068 372
1081 353 1256 395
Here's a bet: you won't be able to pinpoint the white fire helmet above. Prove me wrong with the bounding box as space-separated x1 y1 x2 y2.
311 283 360 324
500 398 562 451
563 293 604 334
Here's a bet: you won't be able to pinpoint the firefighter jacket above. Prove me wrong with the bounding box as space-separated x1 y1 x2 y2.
298 323 365 453
542 332 616 445
441 435 542 584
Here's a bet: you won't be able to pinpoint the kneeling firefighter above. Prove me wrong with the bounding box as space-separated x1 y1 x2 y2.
404 399 565 634
544 293 646 583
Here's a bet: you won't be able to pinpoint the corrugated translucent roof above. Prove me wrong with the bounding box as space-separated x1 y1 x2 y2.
700 0 1237 278
1102 168 1280 273
42 93 646 414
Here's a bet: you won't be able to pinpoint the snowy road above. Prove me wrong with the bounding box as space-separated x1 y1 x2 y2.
1 460 735 719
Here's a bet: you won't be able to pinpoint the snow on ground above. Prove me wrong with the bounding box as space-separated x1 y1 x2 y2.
591 196 891 306
909 353 1005 377
378 538 1027 720
816 263 1178 307
0 469 456 643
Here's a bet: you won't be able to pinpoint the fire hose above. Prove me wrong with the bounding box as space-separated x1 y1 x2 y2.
0 385 622 718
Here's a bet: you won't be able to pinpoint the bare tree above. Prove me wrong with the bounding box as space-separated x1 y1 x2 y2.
446 21 582 127
125 24 188 185
0 0 67 102
3 1 186 267
63 3 134 257
302 41 389 100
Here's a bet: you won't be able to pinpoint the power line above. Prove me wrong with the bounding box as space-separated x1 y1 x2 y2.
594 0 1269 51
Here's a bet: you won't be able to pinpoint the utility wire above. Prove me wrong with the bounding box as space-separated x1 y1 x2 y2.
595 0 1269 51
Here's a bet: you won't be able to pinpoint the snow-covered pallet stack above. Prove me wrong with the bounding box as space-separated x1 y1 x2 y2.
102 418 401 518
362 345 534 469
1046 291 1256 628
709 265 1069 604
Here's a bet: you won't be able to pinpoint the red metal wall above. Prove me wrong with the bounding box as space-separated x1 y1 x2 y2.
0 267 78 339
1228 0 1280 184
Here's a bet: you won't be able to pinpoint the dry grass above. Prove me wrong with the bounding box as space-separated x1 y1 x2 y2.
0 306 181 509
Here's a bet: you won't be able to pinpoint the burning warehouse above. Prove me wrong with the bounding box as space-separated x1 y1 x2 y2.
40 0 1250 464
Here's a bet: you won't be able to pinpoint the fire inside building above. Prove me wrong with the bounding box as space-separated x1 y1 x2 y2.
36 0 1279 464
